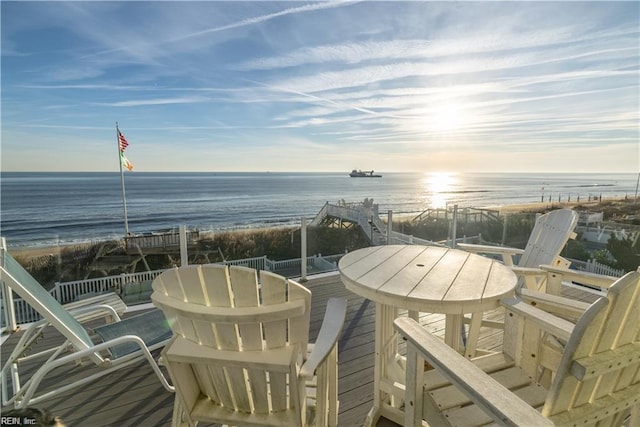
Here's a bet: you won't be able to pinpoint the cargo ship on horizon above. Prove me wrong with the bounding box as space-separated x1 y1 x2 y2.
349 169 382 178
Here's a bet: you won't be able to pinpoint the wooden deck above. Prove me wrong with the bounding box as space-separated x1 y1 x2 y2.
1 272 600 427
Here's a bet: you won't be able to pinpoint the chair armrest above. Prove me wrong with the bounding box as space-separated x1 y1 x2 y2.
518 289 591 321
502 296 574 342
539 265 617 290
300 298 346 378
457 243 524 266
511 266 546 276
457 243 524 255
68 304 122 324
394 317 552 427
64 292 127 323
65 292 127 314
512 266 562 293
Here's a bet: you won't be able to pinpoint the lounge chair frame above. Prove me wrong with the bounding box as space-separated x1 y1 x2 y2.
0 238 174 408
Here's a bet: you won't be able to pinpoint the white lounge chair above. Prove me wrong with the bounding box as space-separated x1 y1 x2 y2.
151 264 347 427
395 269 640 427
0 239 174 409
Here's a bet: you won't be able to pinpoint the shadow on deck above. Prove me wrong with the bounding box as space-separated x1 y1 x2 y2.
1 272 599 427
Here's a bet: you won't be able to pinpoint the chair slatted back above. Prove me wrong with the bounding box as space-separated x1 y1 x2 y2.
0 245 101 364
543 270 640 426
151 265 312 419
519 209 577 269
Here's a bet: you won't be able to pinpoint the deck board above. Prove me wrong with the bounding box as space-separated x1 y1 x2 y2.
1 271 600 426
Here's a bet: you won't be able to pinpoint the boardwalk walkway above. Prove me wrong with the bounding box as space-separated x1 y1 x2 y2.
311 201 442 247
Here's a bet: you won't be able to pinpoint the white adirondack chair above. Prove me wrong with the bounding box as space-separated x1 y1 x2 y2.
394 269 640 427
457 209 578 346
151 264 346 427
458 208 578 293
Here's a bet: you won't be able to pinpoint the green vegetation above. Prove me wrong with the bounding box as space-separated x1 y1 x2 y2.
14 226 370 286
563 236 591 261
593 235 639 272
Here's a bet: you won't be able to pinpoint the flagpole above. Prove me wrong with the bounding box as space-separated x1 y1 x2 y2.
116 122 130 236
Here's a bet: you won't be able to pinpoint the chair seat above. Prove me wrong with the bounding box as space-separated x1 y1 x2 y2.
94 309 172 358
167 337 326 427
423 353 548 426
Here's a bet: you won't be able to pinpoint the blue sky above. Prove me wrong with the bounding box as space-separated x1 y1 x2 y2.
1 1 638 173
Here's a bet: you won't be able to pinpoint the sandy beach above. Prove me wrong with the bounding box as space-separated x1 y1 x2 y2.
483 195 633 214
9 244 85 259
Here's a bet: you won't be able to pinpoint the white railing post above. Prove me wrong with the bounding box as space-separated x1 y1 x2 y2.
301 217 307 281
450 204 458 248
179 225 188 267
501 214 509 246
53 282 61 302
119 273 127 295
0 237 17 332
387 210 393 245
1 278 17 332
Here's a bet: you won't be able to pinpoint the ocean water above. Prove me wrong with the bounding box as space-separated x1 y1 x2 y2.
1 172 637 248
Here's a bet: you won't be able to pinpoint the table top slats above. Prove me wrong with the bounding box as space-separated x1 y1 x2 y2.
484 262 521 302
407 249 471 306
442 252 493 312
340 245 517 314
362 246 437 296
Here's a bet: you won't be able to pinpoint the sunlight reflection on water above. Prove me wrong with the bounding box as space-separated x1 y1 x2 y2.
421 172 459 209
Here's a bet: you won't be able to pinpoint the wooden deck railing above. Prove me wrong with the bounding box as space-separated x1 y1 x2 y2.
124 230 199 250
52 271 165 304
0 253 346 328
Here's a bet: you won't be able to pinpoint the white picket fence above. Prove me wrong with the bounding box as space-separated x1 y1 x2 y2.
576 259 625 277
3 270 169 325
53 271 164 304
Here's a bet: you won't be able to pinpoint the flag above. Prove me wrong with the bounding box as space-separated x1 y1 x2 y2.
117 129 133 170
118 130 129 152
120 152 133 171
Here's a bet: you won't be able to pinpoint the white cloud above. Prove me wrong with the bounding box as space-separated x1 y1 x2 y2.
1 1 638 172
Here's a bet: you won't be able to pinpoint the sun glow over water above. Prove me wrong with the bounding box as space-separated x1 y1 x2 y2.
422 172 458 209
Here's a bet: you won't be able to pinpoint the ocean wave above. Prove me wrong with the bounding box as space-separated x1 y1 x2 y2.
569 184 615 188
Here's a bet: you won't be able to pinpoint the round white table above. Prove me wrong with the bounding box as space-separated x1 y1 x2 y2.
338 245 517 426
